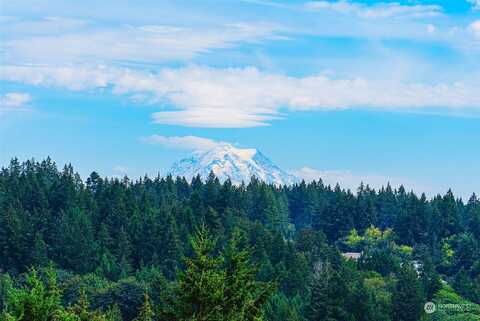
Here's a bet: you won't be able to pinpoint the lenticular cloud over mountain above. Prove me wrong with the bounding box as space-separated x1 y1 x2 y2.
168 143 297 186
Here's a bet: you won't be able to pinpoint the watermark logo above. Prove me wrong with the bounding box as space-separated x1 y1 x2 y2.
424 302 436 314
424 301 475 314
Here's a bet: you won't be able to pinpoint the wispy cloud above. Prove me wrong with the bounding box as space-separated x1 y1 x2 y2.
304 1 443 19
141 135 223 151
0 92 31 113
2 64 480 127
469 20 480 38
292 166 427 193
1 17 284 64
147 66 480 127
112 165 129 175
245 0 443 20
468 0 480 11
242 1 480 54
1 16 89 34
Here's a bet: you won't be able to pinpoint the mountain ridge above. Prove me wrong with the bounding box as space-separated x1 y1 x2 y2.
168 143 297 185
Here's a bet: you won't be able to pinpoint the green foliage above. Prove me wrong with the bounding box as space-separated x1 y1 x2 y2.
170 227 225 320
362 276 392 321
392 264 423 321
306 262 355 321
166 227 275 321
133 294 154 321
264 293 303 321
1 267 64 321
345 228 363 249
91 277 145 321
0 267 118 321
429 284 480 321
1 158 480 320
65 289 117 321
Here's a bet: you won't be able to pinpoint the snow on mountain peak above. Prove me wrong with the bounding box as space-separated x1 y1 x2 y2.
169 143 297 186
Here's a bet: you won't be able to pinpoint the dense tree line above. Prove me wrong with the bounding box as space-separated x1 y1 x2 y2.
1 158 479 320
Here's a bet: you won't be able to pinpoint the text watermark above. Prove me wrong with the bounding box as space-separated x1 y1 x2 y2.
424 302 476 314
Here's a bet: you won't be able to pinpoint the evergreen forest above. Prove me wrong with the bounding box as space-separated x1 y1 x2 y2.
1 158 480 321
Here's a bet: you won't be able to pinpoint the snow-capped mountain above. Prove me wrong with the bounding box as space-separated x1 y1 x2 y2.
168 143 298 186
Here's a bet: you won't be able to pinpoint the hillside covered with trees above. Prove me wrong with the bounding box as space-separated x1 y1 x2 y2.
1 158 479 320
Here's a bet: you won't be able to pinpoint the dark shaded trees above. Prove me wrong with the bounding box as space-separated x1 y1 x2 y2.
2 158 480 320
392 264 423 321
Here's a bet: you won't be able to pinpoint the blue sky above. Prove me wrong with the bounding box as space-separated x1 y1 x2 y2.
1 0 480 198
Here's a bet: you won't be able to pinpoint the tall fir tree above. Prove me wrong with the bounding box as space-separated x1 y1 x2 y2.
392 264 424 321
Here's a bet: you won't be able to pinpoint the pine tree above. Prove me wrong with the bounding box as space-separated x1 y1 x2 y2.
52 208 97 274
0 204 33 272
133 294 154 321
31 233 49 267
204 206 222 234
392 264 423 321
116 227 133 279
417 249 441 300
168 227 274 321
307 262 354 321
159 212 182 279
67 288 118 321
1 267 64 321
264 293 302 321
223 229 275 321
172 227 225 321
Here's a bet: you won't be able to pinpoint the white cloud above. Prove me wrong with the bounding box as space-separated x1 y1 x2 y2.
468 0 480 11
1 17 284 64
0 65 116 90
151 109 278 128
469 20 480 38
305 1 442 19
292 166 421 192
242 0 479 53
0 92 31 110
2 64 480 127
141 135 223 151
112 165 128 174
